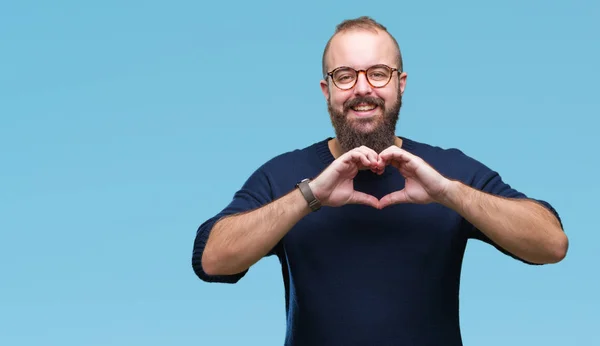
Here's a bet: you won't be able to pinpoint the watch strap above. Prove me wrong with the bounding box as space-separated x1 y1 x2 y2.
296 178 321 212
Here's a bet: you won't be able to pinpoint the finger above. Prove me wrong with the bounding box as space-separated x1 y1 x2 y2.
354 146 383 170
379 190 409 208
387 154 423 176
380 147 416 165
391 160 403 170
378 145 401 158
356 146 379 165
390 160 410 178
347 191 380 209
378 146 395 157
398 166 413 178
348 151 371 169
381 150 409 165
350 151 381 172
340 150 366 167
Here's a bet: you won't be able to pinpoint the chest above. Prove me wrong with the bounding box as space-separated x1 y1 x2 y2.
290 201 460 243
278 168 469 274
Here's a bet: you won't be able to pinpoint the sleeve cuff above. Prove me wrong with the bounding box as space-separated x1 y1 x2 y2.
191 222 248 284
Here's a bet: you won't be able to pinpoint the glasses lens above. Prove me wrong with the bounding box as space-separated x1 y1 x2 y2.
367 65 392 87
332 68 357 89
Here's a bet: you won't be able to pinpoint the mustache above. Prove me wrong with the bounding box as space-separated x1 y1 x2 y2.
343 96 385 113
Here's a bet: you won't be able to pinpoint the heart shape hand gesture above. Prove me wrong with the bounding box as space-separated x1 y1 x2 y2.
308 145 452 209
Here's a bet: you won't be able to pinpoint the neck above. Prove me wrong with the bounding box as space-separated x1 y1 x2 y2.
328 136 403 159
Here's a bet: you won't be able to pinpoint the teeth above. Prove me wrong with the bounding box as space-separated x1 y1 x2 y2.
352 104 376 111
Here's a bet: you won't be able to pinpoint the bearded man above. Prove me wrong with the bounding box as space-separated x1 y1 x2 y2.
192 16 567 346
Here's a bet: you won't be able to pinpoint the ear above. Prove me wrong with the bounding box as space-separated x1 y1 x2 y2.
398 72 408 95
320 79 330 101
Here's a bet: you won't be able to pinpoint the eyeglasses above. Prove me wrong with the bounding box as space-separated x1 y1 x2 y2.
327 64 400 90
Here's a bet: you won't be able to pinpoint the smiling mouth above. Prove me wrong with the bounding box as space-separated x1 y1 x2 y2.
351 103 377 112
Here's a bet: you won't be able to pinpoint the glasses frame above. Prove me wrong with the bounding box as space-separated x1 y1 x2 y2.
326 64 401 90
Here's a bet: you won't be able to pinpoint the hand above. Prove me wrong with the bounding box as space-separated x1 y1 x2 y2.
309 146 384 209
378 146 451 208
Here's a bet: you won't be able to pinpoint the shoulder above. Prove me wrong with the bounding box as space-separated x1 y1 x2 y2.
402 136 483 166
401 136 493 182
238 139 330 197
229 139 328 197
258 138 331 174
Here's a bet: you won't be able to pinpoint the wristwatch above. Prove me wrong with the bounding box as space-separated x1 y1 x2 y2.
296 178 321 212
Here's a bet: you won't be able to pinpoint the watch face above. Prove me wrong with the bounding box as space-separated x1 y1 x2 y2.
296 178 309 187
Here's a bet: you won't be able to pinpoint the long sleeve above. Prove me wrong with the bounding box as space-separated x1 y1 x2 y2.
191 166 278 283
464 162 564 264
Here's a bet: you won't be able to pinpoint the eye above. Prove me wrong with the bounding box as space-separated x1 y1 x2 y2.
368 68 390 80
333 70 356 83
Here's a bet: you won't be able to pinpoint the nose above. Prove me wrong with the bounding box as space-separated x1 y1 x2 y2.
353 71 372 96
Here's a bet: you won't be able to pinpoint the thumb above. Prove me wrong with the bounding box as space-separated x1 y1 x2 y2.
379 190 409 208
347 190 380 209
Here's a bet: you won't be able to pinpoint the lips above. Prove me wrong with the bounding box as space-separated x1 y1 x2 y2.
344 97 385 114
351 103 377 112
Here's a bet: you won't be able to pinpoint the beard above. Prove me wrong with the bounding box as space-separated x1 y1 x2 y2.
327 89 402 154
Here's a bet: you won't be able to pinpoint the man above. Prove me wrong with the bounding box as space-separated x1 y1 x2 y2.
192 16 568 345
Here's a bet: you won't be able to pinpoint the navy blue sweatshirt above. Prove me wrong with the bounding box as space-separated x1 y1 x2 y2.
192 136 561 346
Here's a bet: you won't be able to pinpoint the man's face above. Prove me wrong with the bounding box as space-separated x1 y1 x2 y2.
320 29 407 154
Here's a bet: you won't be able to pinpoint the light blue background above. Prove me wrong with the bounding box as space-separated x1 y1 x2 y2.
1 1 598 345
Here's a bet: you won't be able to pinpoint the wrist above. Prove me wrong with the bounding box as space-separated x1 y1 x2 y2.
296 178 322 212
308 179 323 201
436 179 464 210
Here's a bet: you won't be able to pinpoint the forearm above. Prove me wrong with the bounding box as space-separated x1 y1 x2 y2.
440 180 568 264
202 188 311 275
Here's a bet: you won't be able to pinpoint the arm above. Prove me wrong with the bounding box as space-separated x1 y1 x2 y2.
196 146 382 278
202 188 311 276
378 146 568 265
440 180 568 264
